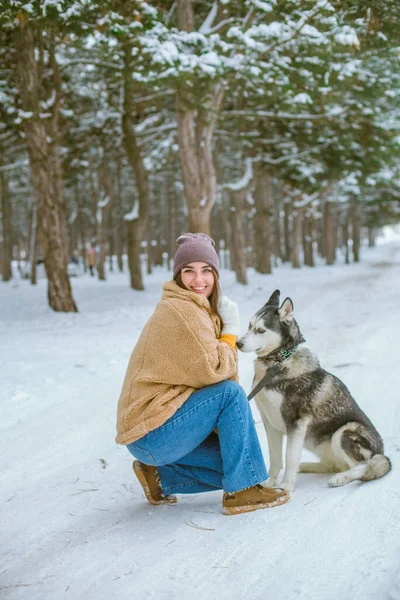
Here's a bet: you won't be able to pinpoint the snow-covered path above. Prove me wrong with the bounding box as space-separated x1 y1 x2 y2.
1 237 400 600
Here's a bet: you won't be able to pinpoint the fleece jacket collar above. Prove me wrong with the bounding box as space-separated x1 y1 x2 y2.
162 280 213 313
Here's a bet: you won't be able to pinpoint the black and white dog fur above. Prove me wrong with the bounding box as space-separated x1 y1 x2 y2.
237 290 391 492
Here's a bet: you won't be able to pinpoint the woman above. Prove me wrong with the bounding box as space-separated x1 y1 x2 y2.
116 233 289 515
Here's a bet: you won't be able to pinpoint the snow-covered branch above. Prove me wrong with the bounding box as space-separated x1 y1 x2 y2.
60 58 121 71
224 108 348 120
199 2 218 34
0 159 29 172
97 194 110 209
260 1 333 59
224 158 254 192
124 200 139 221
135 122 176 138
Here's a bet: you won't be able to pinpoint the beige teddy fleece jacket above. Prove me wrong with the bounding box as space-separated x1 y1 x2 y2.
115 280 238 445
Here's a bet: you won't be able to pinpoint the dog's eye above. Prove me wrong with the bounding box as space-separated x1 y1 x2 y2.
256 328 266 334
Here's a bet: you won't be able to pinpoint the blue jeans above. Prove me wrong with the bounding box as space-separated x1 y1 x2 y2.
126 380 268 494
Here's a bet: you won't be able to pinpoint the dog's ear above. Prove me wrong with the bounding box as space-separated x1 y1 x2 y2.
266 289 280 307
278 297 294 322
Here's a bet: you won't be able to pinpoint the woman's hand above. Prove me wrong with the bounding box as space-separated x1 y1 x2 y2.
218 296 240 336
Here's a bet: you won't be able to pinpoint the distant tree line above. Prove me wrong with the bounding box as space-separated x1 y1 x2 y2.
0 1 399 310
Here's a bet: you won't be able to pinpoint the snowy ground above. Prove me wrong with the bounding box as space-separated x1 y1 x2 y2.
1 231 400 600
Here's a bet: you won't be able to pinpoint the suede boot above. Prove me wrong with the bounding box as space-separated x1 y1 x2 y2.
222 484 289 515
133 461 177 506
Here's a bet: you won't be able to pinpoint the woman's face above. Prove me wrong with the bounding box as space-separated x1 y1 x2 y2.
180 262 215 298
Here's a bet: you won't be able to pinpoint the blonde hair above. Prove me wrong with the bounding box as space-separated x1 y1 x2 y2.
175 268 224 330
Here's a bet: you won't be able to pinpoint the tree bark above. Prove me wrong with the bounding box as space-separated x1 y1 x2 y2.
303 212 314 267
29 202 39 285
351 199 361 262
126 217 143 290
176 0 195 31
115 159 124 272
0 169 13 281
324 201 335 265
368 227 376 248
14 21 77 311
273 184 282 266
167 164 177 264
343 208 350 265
291 208 302 269
253 164 272 274
175 0 224 235
283 200 292 263
228 189 248 285
122 42 148 290
97 159 114 281
75 184 86 268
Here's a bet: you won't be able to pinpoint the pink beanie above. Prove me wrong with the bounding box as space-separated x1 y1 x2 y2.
173 233 220 279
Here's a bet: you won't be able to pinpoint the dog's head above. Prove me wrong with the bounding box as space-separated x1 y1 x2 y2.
237 289 304 356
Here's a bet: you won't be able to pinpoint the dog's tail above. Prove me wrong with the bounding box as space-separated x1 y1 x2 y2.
328 454 391 487
360 454 391 481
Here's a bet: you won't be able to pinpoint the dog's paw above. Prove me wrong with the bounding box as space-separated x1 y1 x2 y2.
280 480 295 492
328 473 348 488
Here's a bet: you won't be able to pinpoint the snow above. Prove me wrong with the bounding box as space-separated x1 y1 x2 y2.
124 200 139 221
97 194 110 209
224 157 254 191
334 26 360 49
292 92 313 105
249 0 274 13
199 2 218 35
1 231 400 599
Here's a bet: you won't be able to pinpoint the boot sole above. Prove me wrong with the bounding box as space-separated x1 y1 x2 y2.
132 461 177 506
222 493 289 515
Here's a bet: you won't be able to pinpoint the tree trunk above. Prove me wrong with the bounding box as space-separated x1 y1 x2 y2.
29 202 39 285
324 201 335 265
97 159 114 281
0 169 13 281
108 227 114 273
368 227 376 248
253 164 272 274
283 200 292 263
228 190 248 285
89 157 98 243
75 184 86 268
147 226 152 275
167 164 177 264
343 208 350 265
303 212 314 267
175 93 215 234
175 0 224 236
126 217 143 290
273 186 282 266
351 199 361 262
115 159 124 272
14 21 77 311
291 208 302 269
122 42 148 290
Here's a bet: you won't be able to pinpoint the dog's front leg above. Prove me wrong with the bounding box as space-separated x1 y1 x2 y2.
262 420 283 488
281 417 310 492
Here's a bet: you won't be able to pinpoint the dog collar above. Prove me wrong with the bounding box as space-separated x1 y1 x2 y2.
278 345 299 360
260 345 299 364
247 345 299 402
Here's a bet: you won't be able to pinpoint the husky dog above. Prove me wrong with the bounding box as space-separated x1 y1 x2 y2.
237 289 391 491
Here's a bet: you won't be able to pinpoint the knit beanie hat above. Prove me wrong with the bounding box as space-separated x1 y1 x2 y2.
173 233 220 279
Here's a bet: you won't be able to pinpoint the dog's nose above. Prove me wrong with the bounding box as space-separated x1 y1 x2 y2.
236 340 243 350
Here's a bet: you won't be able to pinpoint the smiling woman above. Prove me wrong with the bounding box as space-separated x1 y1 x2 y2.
116 232 290 515
175 260 224 325
180 262 215 298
